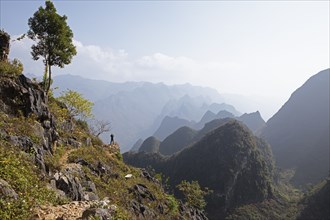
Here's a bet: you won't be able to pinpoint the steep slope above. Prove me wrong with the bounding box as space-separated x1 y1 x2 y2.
261 68 330 185
124 120 274 219
297 178 330 220
129 138 143 152
166 121 274 219
138 136 161 153
159 126 198 156
153 116 193 140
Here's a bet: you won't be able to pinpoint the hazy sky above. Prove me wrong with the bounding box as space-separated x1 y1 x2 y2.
1 1 329 118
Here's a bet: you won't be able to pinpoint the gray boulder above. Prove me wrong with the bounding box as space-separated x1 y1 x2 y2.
82 208 112 220
0 179 18 200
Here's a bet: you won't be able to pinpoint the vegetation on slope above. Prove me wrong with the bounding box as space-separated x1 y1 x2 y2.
125 120 275 219
0 143 60 219
297 178 330 220
0 59 205 219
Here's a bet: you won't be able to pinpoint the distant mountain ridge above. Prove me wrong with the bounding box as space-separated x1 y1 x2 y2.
261 68 330 185
52 74 239 152
149 109 265 149
153 116 194 141
53 74 144 102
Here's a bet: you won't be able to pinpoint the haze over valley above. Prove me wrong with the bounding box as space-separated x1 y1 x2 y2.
0 1 329 219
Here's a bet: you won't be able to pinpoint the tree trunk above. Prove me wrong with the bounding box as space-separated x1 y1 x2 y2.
47 59 51 94
43 60 48 91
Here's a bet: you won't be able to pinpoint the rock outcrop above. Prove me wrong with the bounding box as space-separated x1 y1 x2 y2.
0 74 58 174
0 179 18 200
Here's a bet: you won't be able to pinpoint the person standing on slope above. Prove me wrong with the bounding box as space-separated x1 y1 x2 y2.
110 134 114 145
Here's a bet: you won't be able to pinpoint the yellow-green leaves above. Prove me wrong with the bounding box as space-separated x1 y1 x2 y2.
58 89 93 119
0 59 23 77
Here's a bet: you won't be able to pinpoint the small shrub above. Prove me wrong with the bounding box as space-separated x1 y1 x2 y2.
166 194 179 214
176 180 212 210
76 119 89 132
0 59 23 77
57 89 93 119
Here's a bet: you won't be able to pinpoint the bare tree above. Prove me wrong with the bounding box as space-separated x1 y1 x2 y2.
90 119 111 137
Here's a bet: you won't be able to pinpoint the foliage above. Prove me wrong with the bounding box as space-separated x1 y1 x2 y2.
27 0 76 93
297 178 330 220
0 144 59 220
176 180 212 210
0 29 10 61
166 194 179 214
58 89 94 119
0 59 23 77
226 168 304 220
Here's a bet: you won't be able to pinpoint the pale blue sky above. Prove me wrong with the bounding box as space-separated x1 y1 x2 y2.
0 1 329 118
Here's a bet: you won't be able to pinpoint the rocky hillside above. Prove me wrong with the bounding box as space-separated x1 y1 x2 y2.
124 120 275 219
261 68 329 186
0 71 207 219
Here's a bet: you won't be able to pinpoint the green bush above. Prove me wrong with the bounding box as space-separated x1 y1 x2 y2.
0 59 23 77
166 194 179 214
177 180 212 210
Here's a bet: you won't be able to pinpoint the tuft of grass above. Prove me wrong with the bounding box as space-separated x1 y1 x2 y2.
44 144 69 171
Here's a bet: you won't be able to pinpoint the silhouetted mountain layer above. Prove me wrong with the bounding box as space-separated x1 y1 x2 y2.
261 68 330 186
159 126 197 156
194 110 235 130
152 109 264 148
130 138 143 152
145 110 265 156
54 75 231 152
124 120 274 219
153 116 194 140
138 136 160 153
153 118 232 156
238 111 265 134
